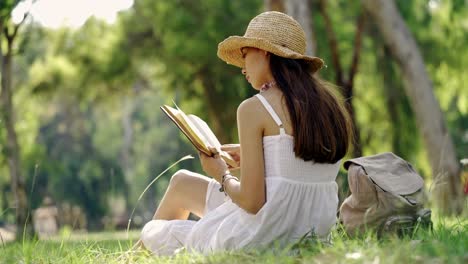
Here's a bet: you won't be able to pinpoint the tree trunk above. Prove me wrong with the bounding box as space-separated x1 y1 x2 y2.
379 45 403 154
362 0 463 215
343 90 362 158
199 74 231 144
0 38 33 239
121 95 134 212
264 0 285 12
376 42 418 159
318 0 365 158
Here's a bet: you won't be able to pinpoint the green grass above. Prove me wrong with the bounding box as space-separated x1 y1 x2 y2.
1 217 467 264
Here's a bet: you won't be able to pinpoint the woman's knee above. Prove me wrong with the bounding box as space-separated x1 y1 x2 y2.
169 169 193 189
166 169 210 216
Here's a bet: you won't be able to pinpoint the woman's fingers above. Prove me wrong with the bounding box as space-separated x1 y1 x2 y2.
208 147 220 158
228 166 240 173
221 144 241 163
221 144 240 152
199 148 229 182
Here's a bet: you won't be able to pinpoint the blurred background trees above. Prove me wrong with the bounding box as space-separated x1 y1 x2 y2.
0 0 466 239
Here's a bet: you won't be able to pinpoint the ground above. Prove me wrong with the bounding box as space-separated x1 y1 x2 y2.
0 216 466 263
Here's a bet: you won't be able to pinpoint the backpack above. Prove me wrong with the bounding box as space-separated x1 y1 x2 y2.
339 152 432 237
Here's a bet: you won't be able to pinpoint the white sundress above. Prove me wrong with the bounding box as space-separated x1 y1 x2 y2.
141 93 341 255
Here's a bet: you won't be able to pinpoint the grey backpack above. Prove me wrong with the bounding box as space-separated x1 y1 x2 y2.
339 152 432 237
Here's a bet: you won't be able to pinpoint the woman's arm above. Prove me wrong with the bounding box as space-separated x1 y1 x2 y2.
199 97 266 214
224 98 266 214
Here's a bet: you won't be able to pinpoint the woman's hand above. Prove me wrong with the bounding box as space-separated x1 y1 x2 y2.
221 144 241 170
199 147 229 183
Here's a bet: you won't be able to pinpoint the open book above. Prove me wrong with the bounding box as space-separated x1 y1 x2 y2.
160 104 238 168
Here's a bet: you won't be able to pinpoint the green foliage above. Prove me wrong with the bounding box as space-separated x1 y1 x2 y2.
28 19 131 101
0 0 20 20
120 0 263 141
3 20 181 227
396 0 468 160
312 0 466 177
8 1 267 226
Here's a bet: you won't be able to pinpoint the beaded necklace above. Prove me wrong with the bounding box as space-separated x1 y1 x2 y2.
260 81 276 93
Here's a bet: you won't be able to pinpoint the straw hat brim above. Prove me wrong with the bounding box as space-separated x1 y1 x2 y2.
217 36 324 72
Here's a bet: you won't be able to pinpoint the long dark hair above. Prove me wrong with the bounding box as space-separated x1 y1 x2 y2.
269 54 353 163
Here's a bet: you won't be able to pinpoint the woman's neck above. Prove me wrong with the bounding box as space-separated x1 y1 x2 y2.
259 80 277 93
259 84 283 100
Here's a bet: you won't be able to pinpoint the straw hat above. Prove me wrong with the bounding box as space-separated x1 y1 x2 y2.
217 11 324 72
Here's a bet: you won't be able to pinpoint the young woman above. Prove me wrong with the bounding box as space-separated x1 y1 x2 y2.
139 11 353 255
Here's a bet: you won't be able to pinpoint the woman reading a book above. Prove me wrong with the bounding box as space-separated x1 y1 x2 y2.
139 11 353 255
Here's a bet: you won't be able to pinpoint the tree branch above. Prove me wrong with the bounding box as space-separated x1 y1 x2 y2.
318 0 344 86
264 0 285 12
5 12 29 43
348 11 365 86
0 18 3 37
3 25 10 40
0 19 4 55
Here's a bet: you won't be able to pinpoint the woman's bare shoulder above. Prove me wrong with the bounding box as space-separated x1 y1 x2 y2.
237 96 267 125
237 96 261 114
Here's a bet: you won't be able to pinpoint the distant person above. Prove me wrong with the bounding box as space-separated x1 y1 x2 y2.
59 201 72 227
33 196 58 239
58 202 87 231
71 205 87 231
138 11 352 255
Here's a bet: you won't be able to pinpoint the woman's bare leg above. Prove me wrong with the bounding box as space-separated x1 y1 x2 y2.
132 170 211 252
153 169 211 220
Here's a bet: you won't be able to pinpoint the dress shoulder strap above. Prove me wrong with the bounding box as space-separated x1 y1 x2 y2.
255 94 286 135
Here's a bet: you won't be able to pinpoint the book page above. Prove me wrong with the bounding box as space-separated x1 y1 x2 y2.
174 110 208 145
187 115 221 151
188 115 237 168
161 105 210 154
161 104 237 168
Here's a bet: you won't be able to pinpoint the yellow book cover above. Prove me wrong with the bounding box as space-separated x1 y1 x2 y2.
160 105 238 168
